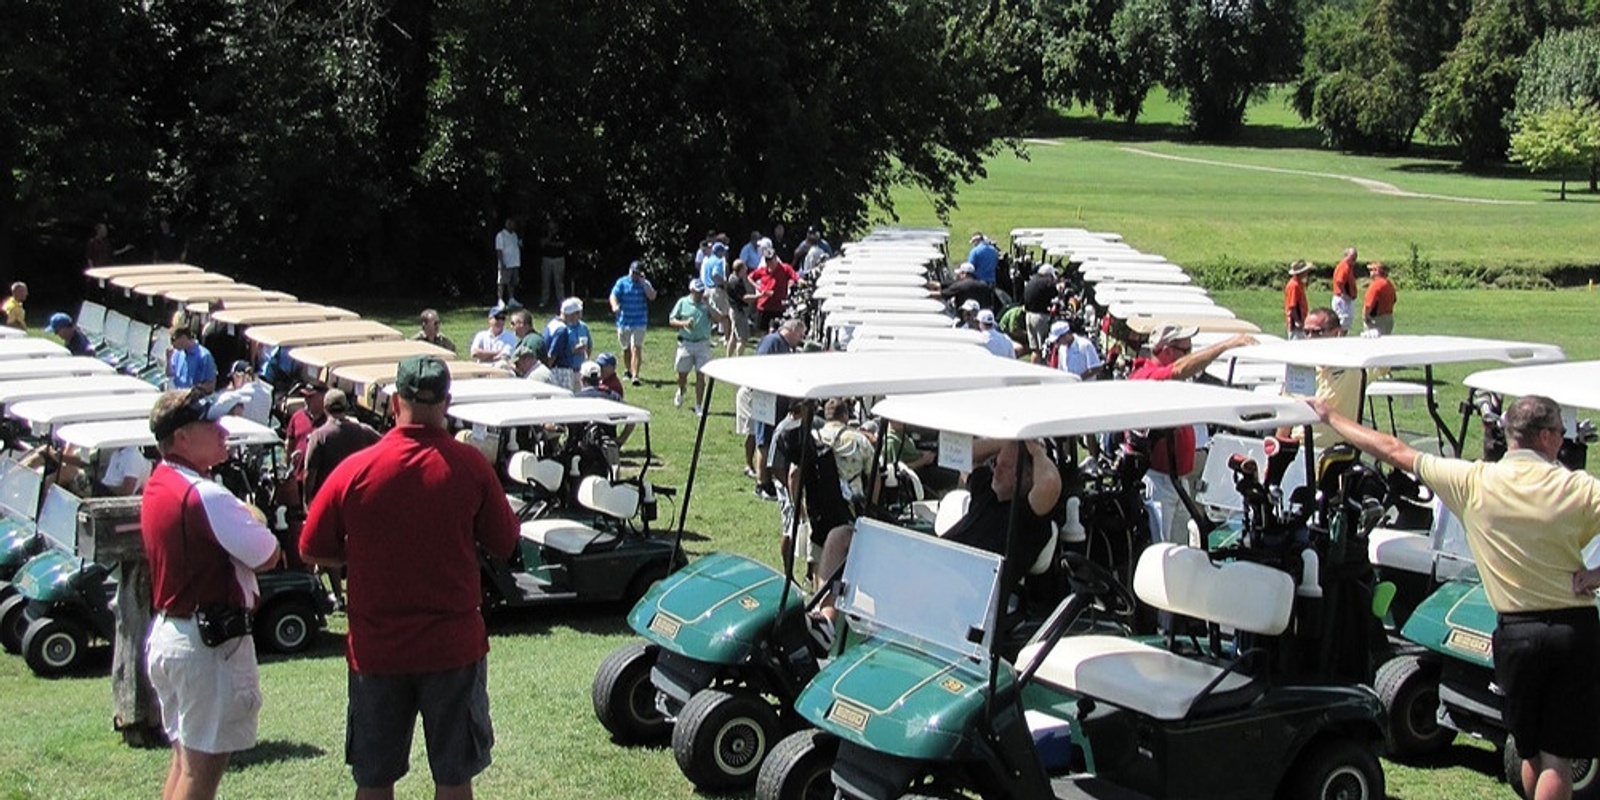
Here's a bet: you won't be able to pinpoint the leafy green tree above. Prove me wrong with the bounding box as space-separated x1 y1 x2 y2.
1163 0 1305 139
1513 26 1600 186
1508 101 1600 197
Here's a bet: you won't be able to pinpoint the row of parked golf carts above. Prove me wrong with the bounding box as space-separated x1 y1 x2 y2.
583 226 1595 800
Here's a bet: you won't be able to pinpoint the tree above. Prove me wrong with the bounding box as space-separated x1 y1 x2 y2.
1163 0 1305 139
1512 26 1600 187
1508 102 1600 198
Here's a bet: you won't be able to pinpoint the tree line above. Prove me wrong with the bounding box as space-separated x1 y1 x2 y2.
3 0 1596 302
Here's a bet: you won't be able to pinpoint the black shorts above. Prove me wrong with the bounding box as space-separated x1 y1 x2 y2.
1495 607 1600 761
347 658 494 788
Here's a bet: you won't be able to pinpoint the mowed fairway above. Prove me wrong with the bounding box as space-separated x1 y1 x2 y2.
1 100 1598 798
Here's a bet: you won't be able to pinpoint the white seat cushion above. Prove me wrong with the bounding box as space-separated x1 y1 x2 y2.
932 489 971 537
1018 637 1257 721
520 519 615 554
577 476 638 521
1134 543 1294 636
1368 527 1433 575
506 452 564 492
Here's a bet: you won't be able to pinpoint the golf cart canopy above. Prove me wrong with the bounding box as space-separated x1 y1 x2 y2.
845 325 989 349
701 350 1075 400
817 270 930 288
871 381 1318 440
245 320 402 349
0 339 70 360
0 375 158 408
109 272 235 293
1464 360 1600 411
129 281 260 301
1107 301 1234 320
9 393 160 435
55 415 279 452
157 286 296 305
208 304 360 329
1089 281 1211 297
1083 270 1193 286
84 264 202 285
1227 335 1565 370
1123 315 1260 335
289 340 454 381
377 376 570 405
0 357 114 381
331 360 510 405
0 328 22 340
823 310 953 331
448 397 651 429
820 296 946 315
812 283 934 300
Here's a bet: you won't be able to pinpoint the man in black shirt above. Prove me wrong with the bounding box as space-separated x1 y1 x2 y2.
1021 264 1060 363
933 262 999 313
943 439 1061 599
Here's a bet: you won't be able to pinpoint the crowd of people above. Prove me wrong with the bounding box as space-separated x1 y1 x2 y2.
1284 246 1397 338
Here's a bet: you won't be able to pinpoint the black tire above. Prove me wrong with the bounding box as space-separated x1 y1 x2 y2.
1503 734 1600 800
672 687 782 792
1375 654 1454 757
0 594 29 655
22 616 86 677
591 641 670 744
255 599 316 654
1281 738 1385 800
756 729 838 800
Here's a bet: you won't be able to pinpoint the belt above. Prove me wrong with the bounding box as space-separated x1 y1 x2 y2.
1498 607 1597 626
678 337 708 344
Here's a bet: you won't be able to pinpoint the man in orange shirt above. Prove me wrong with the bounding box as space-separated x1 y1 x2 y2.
1363 261 1396 336
1331 247 1358 332
1284 260 1312 338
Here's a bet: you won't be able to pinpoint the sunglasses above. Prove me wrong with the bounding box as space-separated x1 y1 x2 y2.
1305 325 1340 338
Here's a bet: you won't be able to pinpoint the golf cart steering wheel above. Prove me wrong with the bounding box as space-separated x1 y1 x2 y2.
1062 552 1136 617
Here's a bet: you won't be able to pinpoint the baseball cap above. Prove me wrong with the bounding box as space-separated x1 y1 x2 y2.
976 309 997 326
296 381 329 397
489 305 507 319
1150 321 1200 350
323 388 351 414
969 232 984 244
229 359 253 375
960 299 981 313
1047 320 1072 342
955 262 975 275
596 352 617 369
712 242 727 253
560 297 583 316
689 278 707 293
150 389 244 440
1036 264 1055 276
47 313 73 332
628 260 643 273
580 360 601 379
395 355 451 403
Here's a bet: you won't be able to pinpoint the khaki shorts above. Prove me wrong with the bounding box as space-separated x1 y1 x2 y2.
617 326 646 350
674 340 713 374
497 266 520 288
705 287 730 318
147 615 262 754
735 385 754 435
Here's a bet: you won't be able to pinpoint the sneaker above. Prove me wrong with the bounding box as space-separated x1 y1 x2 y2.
693 405 703 417
673 389 683 408
743 466 758 479
631 377 641 387
623 370 633 381
806 613 836 651
753 485 778 502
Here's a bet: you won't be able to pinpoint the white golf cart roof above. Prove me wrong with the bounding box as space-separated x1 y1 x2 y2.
820 296 947 315
129 280 260 300
818 260 932 275
1227 335 1565 370
0 339 70 360
208 304 360 328
1464 360 1600 411
0 328 22 340
817 270 930 288
846 325 988 346
55 415 279 451
448 397 651 428
0 357 114 380
1083 270 1193 286
0 375 159 407
331 359 508 393
1124 315 1261 335
245 320 403 349
1107 301 1233 320
871 381 1317 440
701 350 1075 399
289 340 454 380
84 264 202 284
378 376 570 405
845 338 982 354
823 310 954 330
158 286 296 305
109 272 235 292
9 393 159 433
1089 281 1210 297
812 283 934 300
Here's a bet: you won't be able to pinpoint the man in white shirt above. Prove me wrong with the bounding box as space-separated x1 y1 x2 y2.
101 446 153 496
494 218 521 306
220 360 273 426
470 307 517 362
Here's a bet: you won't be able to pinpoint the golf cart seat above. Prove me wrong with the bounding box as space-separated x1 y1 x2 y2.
1367 528 1432 576
1018 543 1295 721
506 452 564 493
932 489 971 536
517 477 639 555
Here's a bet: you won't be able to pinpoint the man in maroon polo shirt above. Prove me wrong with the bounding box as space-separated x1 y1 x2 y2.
301 355 519 800
142 389 283 800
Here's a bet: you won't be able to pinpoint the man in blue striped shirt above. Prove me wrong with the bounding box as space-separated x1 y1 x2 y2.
608 260 657 386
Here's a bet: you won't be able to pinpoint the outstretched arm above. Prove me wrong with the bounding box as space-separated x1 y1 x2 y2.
1308 397 1419 473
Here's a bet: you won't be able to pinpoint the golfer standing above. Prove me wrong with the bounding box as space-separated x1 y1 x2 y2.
494 218 521 306
142 390 282 800
301 356 519 800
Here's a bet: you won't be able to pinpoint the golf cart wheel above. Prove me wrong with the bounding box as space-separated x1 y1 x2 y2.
1282 738 1384 800
0 594 29 655
591 641 670 744
256 599 316 654
1503 735 1600 799
756 729 838 800
22 616 86 677
1375 654 1454 757
672 687 782 791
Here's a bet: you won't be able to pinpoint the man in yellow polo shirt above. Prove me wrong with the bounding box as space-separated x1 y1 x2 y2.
1310 394 1600 800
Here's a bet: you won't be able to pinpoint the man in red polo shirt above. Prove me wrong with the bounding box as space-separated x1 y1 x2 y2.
1364 261 1397 336
301 355 518 800
1331 246 1358 332
1284 260 1312 338
142 389 283 800
1128 322 1256 546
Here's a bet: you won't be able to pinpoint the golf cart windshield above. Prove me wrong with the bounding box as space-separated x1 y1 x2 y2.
35 485 81 551
0 457 43 520
840 519 1004 662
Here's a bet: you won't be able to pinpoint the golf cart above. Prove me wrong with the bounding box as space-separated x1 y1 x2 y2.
83 264 202 289
0 357 115 382
592 350 1075 792
444 397 679 612
758 380 1390 800
286 340 453 384
205 303 360 333
330 360 518 424
1378 360 1600 795
0 457 45 602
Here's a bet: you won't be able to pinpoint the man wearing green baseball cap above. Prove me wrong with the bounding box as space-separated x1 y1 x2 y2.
300 355 519 798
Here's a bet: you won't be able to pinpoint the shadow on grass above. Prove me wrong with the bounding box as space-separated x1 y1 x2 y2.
1387 740 1502 778
257 627 349 666
232 738 327 770
488 603 638 639
1026 115 1328 152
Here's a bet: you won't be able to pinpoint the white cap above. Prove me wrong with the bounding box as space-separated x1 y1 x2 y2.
1047 320 1071 342
560 297 583 316
580 360 601 379
955 262 975 275
976 309 997 326
960 299 981 312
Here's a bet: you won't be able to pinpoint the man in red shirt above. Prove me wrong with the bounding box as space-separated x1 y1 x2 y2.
1128 322 1256 545
1284 260 1312 338
748 244 799 336
1331 247 1358 332
142 390 283 800
301 356 519 800
1364 261 1397 336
